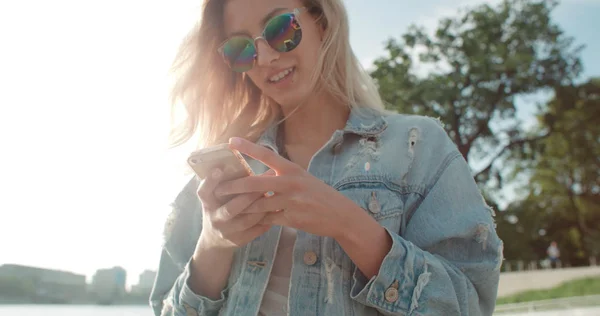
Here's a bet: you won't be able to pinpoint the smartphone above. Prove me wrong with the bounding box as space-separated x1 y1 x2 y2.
187 143 255 181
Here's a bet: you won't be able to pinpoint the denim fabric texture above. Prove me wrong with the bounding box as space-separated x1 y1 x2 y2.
150 108 503 316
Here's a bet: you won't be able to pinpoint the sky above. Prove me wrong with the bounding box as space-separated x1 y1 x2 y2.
0 0 598 288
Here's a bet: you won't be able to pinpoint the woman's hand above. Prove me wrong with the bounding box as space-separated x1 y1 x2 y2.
190 168 276 300
196 168 275 251
214 137 366 240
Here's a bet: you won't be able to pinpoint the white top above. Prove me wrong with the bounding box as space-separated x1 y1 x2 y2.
548 245 560 258
258 226 297 316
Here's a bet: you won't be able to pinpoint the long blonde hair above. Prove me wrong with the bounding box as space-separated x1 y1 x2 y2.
169 0 385 148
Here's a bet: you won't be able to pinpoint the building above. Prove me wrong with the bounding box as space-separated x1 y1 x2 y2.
90 266 127 304
131 270 157 295
0 264 86 303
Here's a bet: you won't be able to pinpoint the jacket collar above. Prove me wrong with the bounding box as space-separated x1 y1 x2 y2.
256 107 387 153
343 107 388 136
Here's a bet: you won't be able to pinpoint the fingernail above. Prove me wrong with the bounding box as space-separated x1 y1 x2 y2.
229 137 242 146
212 168 222 179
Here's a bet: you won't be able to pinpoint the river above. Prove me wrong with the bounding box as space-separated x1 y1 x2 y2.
0 305 152 315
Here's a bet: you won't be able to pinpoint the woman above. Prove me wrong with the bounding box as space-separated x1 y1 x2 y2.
150 0 503 315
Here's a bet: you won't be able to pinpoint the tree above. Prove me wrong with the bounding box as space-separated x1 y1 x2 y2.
499 78 600 265
370 0 583 188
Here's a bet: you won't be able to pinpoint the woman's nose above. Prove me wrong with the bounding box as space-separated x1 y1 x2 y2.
255 39 280 67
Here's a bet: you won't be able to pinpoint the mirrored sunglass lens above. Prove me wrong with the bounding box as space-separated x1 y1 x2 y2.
264 13 302 52
222 37 255 72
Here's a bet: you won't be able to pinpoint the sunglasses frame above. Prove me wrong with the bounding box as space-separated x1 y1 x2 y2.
217 7 307 72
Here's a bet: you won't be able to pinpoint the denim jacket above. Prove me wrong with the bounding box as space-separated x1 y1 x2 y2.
149 108 503 316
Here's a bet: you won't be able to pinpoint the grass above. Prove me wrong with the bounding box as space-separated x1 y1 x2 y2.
497 276 600 305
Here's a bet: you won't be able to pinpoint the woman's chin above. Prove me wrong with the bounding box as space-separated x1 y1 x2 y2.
271 89 312 112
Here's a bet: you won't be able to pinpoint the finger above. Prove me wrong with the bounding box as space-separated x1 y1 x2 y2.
197 168 225 210
244 194 288 214
234 223 271 242
215 174 295 196
248 224 272 237
259 211 287 227
220 213 267 234
229 137 298 172
216 192 264 221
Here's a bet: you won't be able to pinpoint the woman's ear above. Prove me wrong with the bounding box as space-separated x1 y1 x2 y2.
318 15 327 42
308 6 326 42
319 24 325 42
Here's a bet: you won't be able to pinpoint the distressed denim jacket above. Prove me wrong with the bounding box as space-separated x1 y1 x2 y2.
150 108 503 316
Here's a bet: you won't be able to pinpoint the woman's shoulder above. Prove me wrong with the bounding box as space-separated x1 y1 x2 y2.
378 111 464 184
350 107 459 161
377 111 456 152
162 176 203 268
355 107 447 135
382 111 446 136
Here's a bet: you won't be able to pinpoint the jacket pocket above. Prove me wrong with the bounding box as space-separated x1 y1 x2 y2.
335 180 405 233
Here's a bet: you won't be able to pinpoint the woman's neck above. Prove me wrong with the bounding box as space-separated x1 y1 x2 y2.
280 93 349 148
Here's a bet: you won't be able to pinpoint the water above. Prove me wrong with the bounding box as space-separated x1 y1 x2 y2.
4 304 599 316
0 305 152 315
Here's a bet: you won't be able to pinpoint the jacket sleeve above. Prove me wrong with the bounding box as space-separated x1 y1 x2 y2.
350 151 503 315
149 248 230 316
149 177 231 316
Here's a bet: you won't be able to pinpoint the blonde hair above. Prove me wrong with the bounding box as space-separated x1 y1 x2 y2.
169 0 385 148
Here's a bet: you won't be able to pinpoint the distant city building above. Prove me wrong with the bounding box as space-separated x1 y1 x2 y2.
131 270 157 295
91 266 127 304
0 264 86 303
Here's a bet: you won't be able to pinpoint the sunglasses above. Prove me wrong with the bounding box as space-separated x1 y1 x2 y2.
218 7 306 73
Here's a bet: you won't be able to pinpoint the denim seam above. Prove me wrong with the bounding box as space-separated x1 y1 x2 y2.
231 244 254 316
315 236 324 315
334 177 427 197
404 151 462 227
367 297 405 313
370 210 403 221
429 151 462 189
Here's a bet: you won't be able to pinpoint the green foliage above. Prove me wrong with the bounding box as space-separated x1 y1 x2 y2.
497 277 600 304
498 78 600 264
370 0 597 264
370 0 583 187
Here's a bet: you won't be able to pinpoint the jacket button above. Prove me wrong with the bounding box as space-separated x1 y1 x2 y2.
368 192 381 213
384 287 399 303
303 251 318 266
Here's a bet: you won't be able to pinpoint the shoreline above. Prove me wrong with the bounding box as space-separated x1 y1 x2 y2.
0 302 149 306
0 297 149 306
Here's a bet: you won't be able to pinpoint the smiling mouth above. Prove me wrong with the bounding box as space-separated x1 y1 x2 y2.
268 67 295 83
